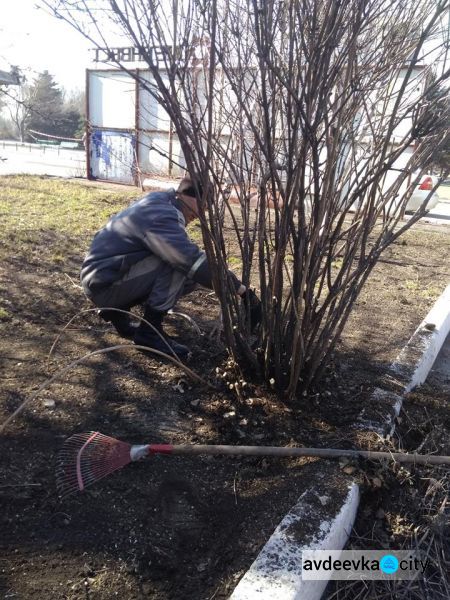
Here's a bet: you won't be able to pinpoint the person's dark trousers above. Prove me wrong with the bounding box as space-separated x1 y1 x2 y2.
134 306 190 358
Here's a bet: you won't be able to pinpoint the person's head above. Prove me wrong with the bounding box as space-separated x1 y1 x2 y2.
176 177 203 224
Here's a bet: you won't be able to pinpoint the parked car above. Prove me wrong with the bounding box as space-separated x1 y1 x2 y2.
405 174 439 212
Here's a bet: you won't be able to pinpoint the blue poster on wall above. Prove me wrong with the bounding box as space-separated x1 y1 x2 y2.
90 130 136 184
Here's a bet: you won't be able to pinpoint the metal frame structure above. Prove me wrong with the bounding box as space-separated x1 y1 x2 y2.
85 68 182 185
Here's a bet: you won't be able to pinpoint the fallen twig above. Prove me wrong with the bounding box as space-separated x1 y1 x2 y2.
0 483 42 488
63 273 83 290
168 309 202 335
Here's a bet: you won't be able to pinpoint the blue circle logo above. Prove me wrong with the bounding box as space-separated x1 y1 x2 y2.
380 554 399 574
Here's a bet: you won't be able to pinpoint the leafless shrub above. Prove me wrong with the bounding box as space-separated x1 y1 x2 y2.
42 0 450 400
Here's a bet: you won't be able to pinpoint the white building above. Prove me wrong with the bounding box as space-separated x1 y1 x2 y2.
86 47 188 185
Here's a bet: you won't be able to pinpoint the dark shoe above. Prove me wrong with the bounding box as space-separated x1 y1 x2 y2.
98 309 138 339
134 308 190 358
134 328 190 358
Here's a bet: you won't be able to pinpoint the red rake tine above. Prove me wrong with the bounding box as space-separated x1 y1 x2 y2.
56 431 142 499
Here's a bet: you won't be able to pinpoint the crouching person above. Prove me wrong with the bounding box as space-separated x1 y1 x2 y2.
80 177 261 359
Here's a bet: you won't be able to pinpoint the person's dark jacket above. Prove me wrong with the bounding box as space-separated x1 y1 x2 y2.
81 189 240 294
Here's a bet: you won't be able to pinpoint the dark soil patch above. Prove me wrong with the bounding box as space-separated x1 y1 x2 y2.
0 176 449 599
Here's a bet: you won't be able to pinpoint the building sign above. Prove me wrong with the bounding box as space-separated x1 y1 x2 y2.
93 46 172 66
92 41 209 68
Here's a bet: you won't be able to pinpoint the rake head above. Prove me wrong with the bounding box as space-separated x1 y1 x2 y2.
56 431 133 499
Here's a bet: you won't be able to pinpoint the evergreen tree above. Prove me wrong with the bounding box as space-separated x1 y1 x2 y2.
27 71 64 138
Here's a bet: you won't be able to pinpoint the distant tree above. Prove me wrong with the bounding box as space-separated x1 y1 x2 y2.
0 114 15 139
62 88 86 138
5 71 84 141
6 81 36 142
0 72 19 138
63 88 85 116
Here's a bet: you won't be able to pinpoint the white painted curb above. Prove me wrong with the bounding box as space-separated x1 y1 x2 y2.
358 283 450 436
230 483 359 600
393 283 450 392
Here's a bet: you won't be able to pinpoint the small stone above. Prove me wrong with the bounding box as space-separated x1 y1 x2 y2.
424 322 436 331
43 399 56 408
372 477 383 488
342 465 356 475
190 399 201 407
197 561 208 572
224 411 236 418
318 495 330 506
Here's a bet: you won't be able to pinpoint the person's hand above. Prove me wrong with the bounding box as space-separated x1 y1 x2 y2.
241 288 262 332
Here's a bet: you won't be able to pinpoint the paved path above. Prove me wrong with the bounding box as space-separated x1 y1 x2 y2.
426 187 450 221
0 143 85 178
437 185 450 202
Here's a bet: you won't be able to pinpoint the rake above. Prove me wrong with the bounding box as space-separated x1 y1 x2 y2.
56 431 450 499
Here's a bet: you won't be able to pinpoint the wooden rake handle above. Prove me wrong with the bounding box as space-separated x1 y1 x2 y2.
144 444 450 466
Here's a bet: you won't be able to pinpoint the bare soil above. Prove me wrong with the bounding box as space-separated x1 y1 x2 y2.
1 177 449 599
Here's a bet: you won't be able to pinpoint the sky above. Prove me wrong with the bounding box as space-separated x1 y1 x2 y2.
0 1 93 92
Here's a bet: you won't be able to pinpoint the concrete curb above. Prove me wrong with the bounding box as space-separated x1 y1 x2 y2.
230 481 359 600
357 283 450 436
